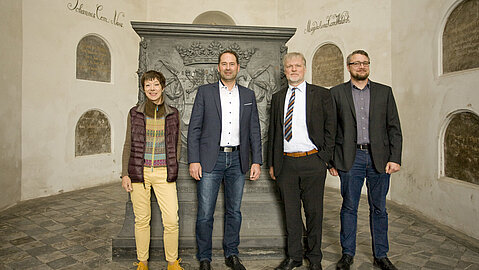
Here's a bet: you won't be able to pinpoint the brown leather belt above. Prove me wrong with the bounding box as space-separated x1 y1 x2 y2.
284 149 318 157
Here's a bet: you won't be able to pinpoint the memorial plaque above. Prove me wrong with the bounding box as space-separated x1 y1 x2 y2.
76 35 111 82
445 112 479 184
312 44 344 87
75 110 111 156
443 0 479 73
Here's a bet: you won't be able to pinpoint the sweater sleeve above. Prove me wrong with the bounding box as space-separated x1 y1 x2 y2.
121 112 132 178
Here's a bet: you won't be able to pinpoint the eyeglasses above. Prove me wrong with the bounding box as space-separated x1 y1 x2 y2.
348 61 370 67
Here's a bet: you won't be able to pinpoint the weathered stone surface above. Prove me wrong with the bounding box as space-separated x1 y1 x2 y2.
312 44 344 87
443 0 479 73
76 35 111 82
75 110 111 156
445 112 479 184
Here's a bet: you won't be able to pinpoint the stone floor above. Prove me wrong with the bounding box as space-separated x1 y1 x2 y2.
1 183 478 270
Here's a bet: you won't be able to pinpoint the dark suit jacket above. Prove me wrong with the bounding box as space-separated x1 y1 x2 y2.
330 80 402 173
267 83 336 177
187 82 262 174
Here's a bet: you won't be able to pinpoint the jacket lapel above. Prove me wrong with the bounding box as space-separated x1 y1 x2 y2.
239 85 245 121
369 80 376 121
306 83 313 127
278 88 287 126
344 81 357 120
212 83 222 121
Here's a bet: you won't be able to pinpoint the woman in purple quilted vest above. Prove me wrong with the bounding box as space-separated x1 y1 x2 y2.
121 70 183 270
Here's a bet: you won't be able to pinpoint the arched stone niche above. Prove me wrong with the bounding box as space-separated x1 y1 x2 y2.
312 43 344 87
76 34 111 82
75 110 111 156
193 11 236 25
442 0 479 74
444 111 479 184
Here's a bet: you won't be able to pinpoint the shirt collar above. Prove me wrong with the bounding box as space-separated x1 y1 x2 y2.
219 80 238 91
288 81 306 93
351 80 370 91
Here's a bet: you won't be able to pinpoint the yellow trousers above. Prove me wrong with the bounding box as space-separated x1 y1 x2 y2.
130 167 179 262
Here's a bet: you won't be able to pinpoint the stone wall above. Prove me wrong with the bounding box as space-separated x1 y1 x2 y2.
0 0 22 210
391 0 479 239
20 0 147 200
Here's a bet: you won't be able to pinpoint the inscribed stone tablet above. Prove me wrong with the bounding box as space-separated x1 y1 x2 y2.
76 35 111 82
444 112 479 184
312 44 344 87
443 0 479 73
75 110 111 156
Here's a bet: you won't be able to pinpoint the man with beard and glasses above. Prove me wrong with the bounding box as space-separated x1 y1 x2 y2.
329 50 402 270
188 50 262 270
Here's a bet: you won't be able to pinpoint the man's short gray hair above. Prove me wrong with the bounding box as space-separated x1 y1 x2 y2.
283 52 307 67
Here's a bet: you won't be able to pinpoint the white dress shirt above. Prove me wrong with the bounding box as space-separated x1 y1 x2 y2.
283 81 317 152
219 81 240 146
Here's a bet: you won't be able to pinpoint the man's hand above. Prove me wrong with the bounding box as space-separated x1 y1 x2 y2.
121 176 133 192
249 164 261 181
385 162 401 174
189 163 202 180
329 167 339 176
269 166 276 180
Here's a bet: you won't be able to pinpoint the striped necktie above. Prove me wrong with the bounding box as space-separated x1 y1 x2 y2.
284 87 297 142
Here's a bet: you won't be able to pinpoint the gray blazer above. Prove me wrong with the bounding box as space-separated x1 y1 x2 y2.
187 82 262 174
330 80 402 173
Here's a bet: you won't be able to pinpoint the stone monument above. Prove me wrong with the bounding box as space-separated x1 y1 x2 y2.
112 22 296 260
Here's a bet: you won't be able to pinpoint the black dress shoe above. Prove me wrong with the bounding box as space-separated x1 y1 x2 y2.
373 257 397 270
225 255 246 270
309 263 322 270
275 258 302 270
200 260 211 270
336 254 354 270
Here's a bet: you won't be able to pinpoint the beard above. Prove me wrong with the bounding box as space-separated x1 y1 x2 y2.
351 70 369 81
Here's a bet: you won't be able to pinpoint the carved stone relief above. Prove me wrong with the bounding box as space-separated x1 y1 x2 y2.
312 43 344 87
76 35 111 82
445 111 479 184
443 0 479 73
75 110 111 156
138 39 285 163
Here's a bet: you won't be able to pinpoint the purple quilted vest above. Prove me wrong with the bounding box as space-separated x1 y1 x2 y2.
128 105 179 183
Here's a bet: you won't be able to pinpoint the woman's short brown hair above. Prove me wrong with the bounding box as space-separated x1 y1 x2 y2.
140 70 166 89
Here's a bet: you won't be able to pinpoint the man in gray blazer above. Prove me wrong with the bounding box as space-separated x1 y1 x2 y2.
329 50 402 270
188 50 262 270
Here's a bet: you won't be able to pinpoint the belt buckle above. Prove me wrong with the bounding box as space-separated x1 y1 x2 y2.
358 144 368 150
224 147 233 152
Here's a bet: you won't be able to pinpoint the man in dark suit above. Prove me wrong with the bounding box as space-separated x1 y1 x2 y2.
268 52 335 270
329 50 402 270
188 50 262 270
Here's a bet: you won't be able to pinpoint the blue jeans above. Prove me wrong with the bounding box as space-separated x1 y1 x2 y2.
196 151 245 261
338 149 390 258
